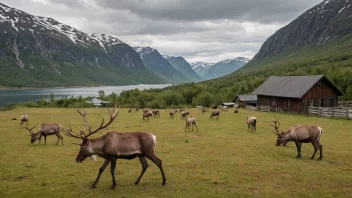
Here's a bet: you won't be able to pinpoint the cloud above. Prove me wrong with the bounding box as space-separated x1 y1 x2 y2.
2 0 322 63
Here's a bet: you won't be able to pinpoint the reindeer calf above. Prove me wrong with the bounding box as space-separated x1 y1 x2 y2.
152 109 160 118
180 111 190 119
143 112 153 121
210 111 220 120
247 117 257 133
185 116 198 132
20 114 29 127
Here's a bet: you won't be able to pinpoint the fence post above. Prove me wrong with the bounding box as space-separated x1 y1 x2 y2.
347 109 349 120
332 107 334 118
319 108 322 117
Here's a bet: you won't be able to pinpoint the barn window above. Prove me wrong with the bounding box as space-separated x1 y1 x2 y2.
318 83 322 90
272 98 276 105
288 100 291 106
310 99 313 106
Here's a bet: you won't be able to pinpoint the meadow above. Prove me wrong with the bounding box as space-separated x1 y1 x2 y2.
0 107 352 197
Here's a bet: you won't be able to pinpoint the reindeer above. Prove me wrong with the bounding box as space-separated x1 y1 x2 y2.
25 123 63 145
233 109 238 113
20 114 29 127
169 111 176 119
143 108 150 113
152 109 160 118
221 108 228 112
201 107 207 114
180 111 190 119
246 116 256 133
128 108 132 113
63 105 166 189
134 108 139 113
270 120 323 159
185 116 198 132
210 111 220 120
143 112 153 121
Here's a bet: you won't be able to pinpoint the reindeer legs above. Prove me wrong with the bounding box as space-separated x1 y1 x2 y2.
318 142 323 160
91 159 111 189
295 142 301 158
110 158 117 189
145 154 166 186
135 155 148 185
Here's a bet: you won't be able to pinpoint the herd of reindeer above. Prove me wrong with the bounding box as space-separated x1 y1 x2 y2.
17 105 324 189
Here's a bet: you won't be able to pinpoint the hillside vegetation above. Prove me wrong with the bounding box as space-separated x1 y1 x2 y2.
1 108 352 197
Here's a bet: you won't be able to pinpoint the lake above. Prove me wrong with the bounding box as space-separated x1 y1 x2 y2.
0 84 171 107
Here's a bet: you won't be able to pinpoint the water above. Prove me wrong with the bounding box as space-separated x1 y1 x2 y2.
0 84 171 107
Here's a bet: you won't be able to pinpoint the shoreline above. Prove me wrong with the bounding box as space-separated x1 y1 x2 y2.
0 83 172 91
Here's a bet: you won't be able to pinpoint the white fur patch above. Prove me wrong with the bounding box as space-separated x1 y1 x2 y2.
151 134 157 146
90 155 97 162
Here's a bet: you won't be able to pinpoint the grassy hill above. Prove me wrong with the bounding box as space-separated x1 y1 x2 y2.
1 107 352 197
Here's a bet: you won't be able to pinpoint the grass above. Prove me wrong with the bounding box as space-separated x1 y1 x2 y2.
0 107 352 197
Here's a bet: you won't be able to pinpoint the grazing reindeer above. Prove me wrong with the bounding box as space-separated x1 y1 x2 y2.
63 105 166 189
169 111 176 119
143 112 153 121
185 116 198 132
20 114 29 127
25 123 63 145
128 108 132 113
210 111 220 120
152 109 160 118
246 116 256 133
180 111 190 119
233 109 238 113
134 108 139 113
271 120 323 159
201 107 207 114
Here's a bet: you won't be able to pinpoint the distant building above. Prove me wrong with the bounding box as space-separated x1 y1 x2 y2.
88 97 110 108
251 75 343 114
233 95 257 107
221 102 235 108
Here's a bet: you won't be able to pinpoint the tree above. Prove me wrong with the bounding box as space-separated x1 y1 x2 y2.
98 90 105 98
49 93 55 102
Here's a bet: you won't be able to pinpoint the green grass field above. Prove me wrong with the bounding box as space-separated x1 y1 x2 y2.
0 108 352 197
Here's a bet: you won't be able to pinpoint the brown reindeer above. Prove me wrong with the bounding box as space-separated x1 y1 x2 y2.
152 109 160 118
185 116 198 132
246 116 256 133
143 111 153 121
25 123 63 145
63 105 166 189
233 109 238 113
169 111 176 119
128 108 132 113
143 108 150 113
20 114 29 127
271 120 323 159
201 107 207 114
210 111 220 120
180 111 190 119
134 108 139 113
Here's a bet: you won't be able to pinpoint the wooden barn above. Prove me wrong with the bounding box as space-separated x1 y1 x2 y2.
251 75 343 114
232 95 257 108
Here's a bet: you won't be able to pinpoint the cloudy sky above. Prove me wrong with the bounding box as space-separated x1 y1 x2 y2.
3 0 322 63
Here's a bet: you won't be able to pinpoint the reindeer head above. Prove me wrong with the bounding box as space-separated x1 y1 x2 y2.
270 119 285 146
24 123 39 143
64 105 119 163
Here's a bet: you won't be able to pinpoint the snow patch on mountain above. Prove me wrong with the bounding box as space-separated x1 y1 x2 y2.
133 47 156 56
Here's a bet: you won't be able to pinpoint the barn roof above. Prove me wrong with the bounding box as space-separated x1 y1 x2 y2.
235 94 257 102
251 75 343 98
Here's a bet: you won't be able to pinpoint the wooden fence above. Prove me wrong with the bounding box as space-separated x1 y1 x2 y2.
247 105 351 120
308 107 351 119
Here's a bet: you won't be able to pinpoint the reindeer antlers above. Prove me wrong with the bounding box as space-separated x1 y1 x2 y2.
24 123 38 134
64 105 119 140
270 119 280 135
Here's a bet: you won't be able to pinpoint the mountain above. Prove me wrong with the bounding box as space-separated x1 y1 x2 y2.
202 57 250 80
191 62 214 76
164 56 204 82
0 3 165 88
133 47 190 84
203 0 352 100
